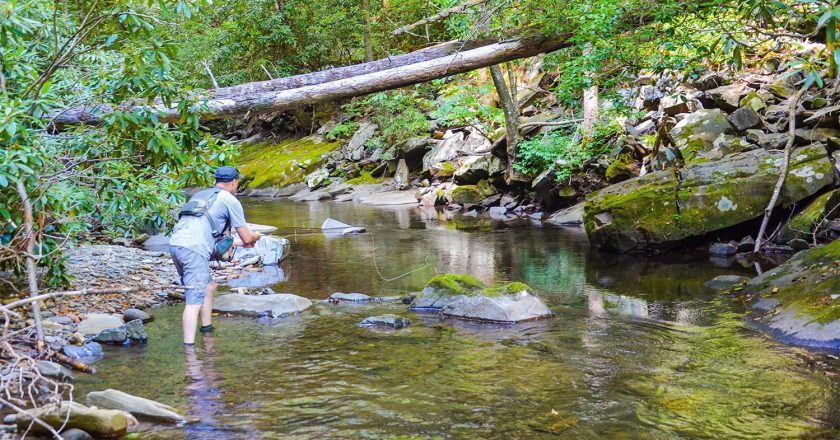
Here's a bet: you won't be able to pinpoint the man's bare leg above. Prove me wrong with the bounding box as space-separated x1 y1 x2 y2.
200 282 215 327
183 304 202 344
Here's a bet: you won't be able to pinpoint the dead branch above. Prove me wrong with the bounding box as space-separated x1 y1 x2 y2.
392 0 488 36
754 88 806 253
15 181 45 348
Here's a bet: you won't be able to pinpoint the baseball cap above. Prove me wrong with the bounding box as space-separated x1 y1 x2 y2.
214 166 244 182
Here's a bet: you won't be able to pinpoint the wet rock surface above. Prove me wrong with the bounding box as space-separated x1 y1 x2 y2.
86 389 185 424
213 293 313 318
360 314 411 329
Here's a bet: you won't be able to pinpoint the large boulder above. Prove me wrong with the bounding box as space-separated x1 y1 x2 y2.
453 154 504 184
584 144 834 252
422 130 491 171
232 236 290 266
545 203 584 226
669 109 732 162
17 402 132 437
746 239 840 349
86 389 185 424
213 293 312 317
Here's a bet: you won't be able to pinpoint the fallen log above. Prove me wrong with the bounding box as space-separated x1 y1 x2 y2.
52 35 570 126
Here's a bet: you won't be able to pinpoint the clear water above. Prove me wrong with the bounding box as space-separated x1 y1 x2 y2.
75 199 840 439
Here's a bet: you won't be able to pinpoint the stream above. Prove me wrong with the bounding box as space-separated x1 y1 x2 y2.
75 199 840 439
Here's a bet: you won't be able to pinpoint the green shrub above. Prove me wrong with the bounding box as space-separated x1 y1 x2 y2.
345 90 430 144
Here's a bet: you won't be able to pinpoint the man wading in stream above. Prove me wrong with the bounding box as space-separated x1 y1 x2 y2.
169 166 263 345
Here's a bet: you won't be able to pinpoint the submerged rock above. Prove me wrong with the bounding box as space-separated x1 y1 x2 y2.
329 292 372 302
360 314 411 329
63 342 104 360
746 239 840 349
17 402 132 438
213 293 312 318
584 144 833 252
86 389 185 424
704 275 748 290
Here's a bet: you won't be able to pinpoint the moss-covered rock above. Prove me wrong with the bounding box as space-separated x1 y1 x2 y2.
450 185 484 205
746 239 840 349
584 144 834 252
238 136 340 189
605 153 639 183
411 274 552 322
669 109 732 163
779 189 840 242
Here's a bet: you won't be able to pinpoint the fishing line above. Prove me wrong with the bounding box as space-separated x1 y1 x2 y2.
369 232 435 282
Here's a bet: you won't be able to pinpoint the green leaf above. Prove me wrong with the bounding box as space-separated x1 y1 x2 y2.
0 175 7 188
819 9 833 27
105 34 118 47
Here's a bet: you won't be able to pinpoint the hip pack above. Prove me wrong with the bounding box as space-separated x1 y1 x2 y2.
178 188 235 261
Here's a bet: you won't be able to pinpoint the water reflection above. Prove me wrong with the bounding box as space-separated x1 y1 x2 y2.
183 336 230 439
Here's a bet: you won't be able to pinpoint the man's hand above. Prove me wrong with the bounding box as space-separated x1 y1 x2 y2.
235 226 263 247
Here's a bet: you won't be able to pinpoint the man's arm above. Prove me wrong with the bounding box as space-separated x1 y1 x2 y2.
225 194 262 246
235 226 262 246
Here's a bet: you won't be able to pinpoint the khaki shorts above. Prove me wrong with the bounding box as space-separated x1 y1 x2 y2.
169 246 212 305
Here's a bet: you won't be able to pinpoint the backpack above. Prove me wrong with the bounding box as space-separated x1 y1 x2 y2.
178 188 236 261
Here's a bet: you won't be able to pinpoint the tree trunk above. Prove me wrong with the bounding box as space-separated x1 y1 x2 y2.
362 0 375 62
391 0 488 36
489 64 523 182
53 35 570 126
582 84 599 138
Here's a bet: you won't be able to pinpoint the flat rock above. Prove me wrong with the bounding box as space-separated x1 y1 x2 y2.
360 314 411 329
441 292 554 323
77 314 124 336
213 293 312 318
358 191 418 206
36 360 75 381
705 275 749 290
246 223 278 234
17 402 131 438
86 389 185 424
329 292 372 302
545 203 584 226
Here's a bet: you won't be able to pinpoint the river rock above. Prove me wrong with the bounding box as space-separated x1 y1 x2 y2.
450 185 485 206
453 154 504 185
17 402 131 437
584 144 833 252
422 130 491 171
306 167 331 190
358 190 418 206
233 235 291 265
329 292 372 302
779 189 840 242
728 107 762 131
213 293 312 317
346 122 378 161
705 82 748 111
360 314 411 329
123 308 152 323
746 239 840 349
93 319 147 344
61 428 94 440
545 203 584 226
441 290 554 323
63 342 104 360
86 389 185 424
709 242 737 256
704 275 748 290
77 314 124 336
410 274 487 310
669 109 732 162
36 360 75 381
